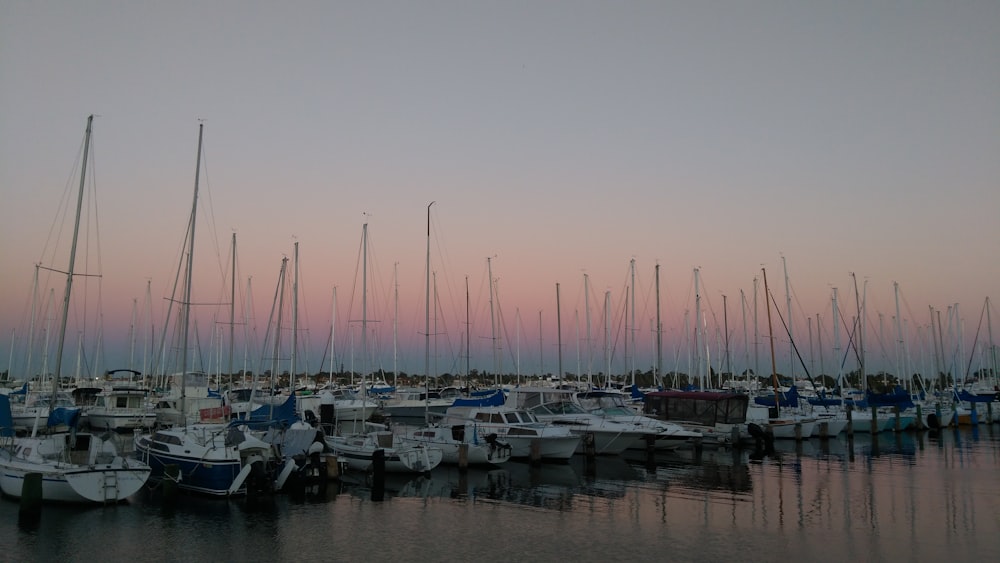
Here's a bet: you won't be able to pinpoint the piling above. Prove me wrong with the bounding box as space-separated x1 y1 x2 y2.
870 407 878 434
935 403 943 429
583 432 596 460
794 422 802 442
320 393 336 435
730 425 740 447
163 464 180 504
988 402 994 424
646 434 657 455
846 405 854 437
915 404 925 430
457 443 469 472
371 449 385 502
894 406 901 433
818 421 829 439
970 404 979 426
529 438 542 467
325 455 341 480
19 472 42 522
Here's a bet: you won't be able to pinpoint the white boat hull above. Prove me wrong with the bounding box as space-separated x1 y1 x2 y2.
326 434 443 473
0 451 150 503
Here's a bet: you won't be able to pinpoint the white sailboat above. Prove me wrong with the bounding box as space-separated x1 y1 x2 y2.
0 116 151 503
324 221 443 472
133 122 274 497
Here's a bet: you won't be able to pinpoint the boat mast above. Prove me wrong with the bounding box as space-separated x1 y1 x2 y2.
783 255 793 380
538 310 543 380
290 241 299 393
762 267 781 416
393 262 398 390
361 222 368 400
693 268 702 388
604 290 611 389
465 276 470 391
655 263 662 388
329 286 337 389
488 256 497 386
52 115 93 401
630 258 636 387
425 202 433 396
179 122 204 424
988 297 997 391
556 282 563 383
584 273 592 386
228 233 236 389
851 272 866 391
833 288 842 389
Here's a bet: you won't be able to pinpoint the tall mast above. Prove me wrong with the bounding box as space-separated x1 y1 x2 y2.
465 276 470 390
393 262 399 390
833 288 842 388
290 241 299 392
783 255 793 379
723 293 731 379
584 273 592 385
693 268 701 387
179 121 204 423
228 233 236 386
556 282 563 383
330 286 337 378
487 256 498 385
987 297 997 391
762 267 780 414
604 290 611 388
361 222 368 399
538 310 543 378
629 258 636 386
425 202 434 390
851 273 866 389
52 115 93 395
655 263 662 387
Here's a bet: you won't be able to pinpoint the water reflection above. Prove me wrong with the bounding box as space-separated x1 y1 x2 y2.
1 427 997 561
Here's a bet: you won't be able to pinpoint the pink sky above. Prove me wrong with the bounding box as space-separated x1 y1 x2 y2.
2 3 998 382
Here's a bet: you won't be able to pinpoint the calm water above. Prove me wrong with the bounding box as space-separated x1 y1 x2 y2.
3 426 999 562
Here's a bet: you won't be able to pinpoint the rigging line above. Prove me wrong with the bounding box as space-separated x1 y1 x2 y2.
963 299 989 381
765 285 815 384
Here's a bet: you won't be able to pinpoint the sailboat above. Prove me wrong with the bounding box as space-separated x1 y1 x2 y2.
393 203 511 466
0 116 152 503
324 220 444 473
133 123 275 497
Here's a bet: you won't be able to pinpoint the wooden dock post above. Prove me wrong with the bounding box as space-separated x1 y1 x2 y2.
915 404 925 430
584 432 596 460
794 422 803 442
529 438 542 467
818 421 829 439
870 407 879 434
894 406 901 433
19 472 42 523
163 464 180 505
371 449 386 502
457 443 469 472
846 405 854 437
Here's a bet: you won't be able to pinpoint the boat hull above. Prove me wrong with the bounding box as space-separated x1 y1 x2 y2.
325 435 443 473
0 454 150 503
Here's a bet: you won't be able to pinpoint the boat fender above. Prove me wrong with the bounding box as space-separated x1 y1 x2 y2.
228 463 254 496
927 413 940 429
274 458 297 491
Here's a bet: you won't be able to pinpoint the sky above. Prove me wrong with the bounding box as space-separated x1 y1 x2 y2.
1 2 998 384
